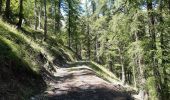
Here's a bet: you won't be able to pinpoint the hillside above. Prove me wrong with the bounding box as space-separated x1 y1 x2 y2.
0 19 136 100
0 19 78 99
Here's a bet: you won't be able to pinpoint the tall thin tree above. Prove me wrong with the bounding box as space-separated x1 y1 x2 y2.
44 0 47 41
0 0 2 14
17 0 23 29
34 0 38 30
55 0 61 32
38 0 42 29
5 0 11 19
68 0 71 48
147 0 163 99
86 0 91 60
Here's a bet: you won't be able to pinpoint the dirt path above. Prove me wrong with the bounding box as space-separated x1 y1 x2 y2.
32 65 133 100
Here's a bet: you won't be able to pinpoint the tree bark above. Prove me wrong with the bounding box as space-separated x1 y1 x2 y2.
68 1 71 48
17 0 23 29
0 0 2 14
34 0 38 30
85 0 90 60
95 35 99 62
38 0 42 29
56 0 61 32
132 58 137 88
159 0 169 99
44 0 47 41
87 23 91 60
134 23 148 99
168 0 170 13
108 54 113 72
5 0 11 19
147 0 163 99
118 47 125 84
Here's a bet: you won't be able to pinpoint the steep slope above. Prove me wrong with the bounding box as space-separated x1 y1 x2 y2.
0 21 46 99
0 19 77 99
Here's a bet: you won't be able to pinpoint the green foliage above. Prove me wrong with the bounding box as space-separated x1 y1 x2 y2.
146 77 158 100
1 0 170 99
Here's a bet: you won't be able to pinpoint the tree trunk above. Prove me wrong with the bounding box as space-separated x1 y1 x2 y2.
108 54 113 72
54 1 57 33
95 35 99 62
147 0 163 99
85 0 90 60
87 23 91 60
5 0 10 19
44 0 47 41
54 0 61 33
168 0 170 13
132 58 137 88
68 1 71 48
38 0 42 29
57 0 61 32
138 53 147 100
0 0 2 14
159 0 169 99
34 0 38 30
75 39 78 56
17 0 23 29
121 58 125 84
119 48 125 84
134 32 147 100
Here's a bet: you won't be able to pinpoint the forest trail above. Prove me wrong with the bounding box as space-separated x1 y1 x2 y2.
32 65 133 100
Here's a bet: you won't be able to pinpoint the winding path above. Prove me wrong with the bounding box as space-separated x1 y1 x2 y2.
33 65 133 100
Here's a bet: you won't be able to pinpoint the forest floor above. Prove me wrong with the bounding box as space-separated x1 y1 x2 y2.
32 65 133 100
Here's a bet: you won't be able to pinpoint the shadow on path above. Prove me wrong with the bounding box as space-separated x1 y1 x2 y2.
48 86 133 100
37 66 133 100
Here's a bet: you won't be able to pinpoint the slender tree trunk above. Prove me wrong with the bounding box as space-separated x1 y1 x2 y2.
132 58 137 88
68 2 71 48
0 0 2 14
121 57 125 84
134 32 147 100
79 42 82 58
54 1 57 33
159 0 169 99
17 0 23 29
87 23 91 60
147 0 163 99
38 1 42 29
57 0 61 32
119 47 125 84
95 35 99 62
85 0 90 60
168 0 170 13
138 52 147 100
34 0 38 30
54 0 61 33
5 0 10 19
108 54 113 72
44 0 47 41
75 38 78 56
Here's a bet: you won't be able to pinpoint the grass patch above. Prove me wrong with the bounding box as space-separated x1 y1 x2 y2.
0 19 46 99
0 36 46 100
68 61 120 83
